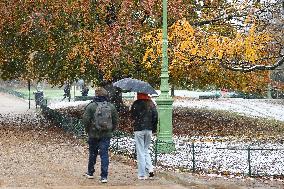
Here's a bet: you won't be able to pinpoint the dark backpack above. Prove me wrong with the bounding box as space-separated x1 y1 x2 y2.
93 101 113 131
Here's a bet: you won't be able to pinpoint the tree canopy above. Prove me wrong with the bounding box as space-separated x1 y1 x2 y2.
0 0 283 92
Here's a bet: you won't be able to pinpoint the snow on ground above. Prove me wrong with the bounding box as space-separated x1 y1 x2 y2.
112 135 284 176
48 100 90 109
49 95 284 122
174 98 284 122
156 136 284 176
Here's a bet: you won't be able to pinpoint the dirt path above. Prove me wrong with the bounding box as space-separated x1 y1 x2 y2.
0 126 183 188
0 92 283 189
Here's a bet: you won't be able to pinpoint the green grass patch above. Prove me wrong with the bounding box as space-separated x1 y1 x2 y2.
2 87 95 101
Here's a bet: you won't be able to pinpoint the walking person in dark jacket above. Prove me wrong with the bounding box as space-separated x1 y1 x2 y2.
82 87 118 183
131 93 158 180
62 81 71 102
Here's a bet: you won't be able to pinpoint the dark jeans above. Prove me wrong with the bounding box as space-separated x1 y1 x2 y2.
87 137 111 179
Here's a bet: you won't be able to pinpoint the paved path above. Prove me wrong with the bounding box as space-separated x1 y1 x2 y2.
0 92 36 114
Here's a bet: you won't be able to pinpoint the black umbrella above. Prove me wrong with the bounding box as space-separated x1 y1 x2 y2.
113 78 158 95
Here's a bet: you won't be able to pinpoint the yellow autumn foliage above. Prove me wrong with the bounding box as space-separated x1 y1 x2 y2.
142 18 273 92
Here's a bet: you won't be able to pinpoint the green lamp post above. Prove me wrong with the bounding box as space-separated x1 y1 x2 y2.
156 0 175 153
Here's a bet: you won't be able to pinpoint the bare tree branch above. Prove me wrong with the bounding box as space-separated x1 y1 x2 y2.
191 1 282 28
191 13 242 27
220 56 284 72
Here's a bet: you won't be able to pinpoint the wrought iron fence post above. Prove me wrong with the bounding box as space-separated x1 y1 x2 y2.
28 80 31 109
247 146 251 177
154 139 158 166
116 136 119 152
192 142 195 172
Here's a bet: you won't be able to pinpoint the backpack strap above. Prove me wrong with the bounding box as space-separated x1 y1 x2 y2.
84 100 108 111
84 101 94 110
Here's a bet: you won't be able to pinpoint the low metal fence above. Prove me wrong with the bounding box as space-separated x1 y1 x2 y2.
189 142 284 177
110 136 284 177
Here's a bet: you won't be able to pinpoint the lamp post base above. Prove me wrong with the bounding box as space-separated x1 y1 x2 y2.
156 139 175 154
156 95 175 153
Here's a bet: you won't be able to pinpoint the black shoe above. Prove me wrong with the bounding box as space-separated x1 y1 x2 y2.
149 172 154 179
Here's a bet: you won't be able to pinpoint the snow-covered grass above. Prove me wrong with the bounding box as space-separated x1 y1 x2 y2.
48 97 284 123
157 137 284 176
174 98 284 122
111 135 284 176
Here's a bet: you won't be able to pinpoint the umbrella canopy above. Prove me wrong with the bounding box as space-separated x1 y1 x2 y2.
113 78 158 95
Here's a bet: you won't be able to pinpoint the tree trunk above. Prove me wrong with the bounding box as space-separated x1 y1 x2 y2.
267 83 272 99
171 85 175 97
103 83 125 112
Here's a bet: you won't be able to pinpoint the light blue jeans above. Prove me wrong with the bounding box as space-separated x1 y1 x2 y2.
134 130 154 177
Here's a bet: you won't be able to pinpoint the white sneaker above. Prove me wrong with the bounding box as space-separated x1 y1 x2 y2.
138 176 148 180
101 178 108 183
85 173 94 179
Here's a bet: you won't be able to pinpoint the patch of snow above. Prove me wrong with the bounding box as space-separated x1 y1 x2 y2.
48 100 90 109
174 98 284 122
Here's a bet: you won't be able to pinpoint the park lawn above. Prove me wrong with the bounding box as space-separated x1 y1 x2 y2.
15 87 95 101
7 86 134 101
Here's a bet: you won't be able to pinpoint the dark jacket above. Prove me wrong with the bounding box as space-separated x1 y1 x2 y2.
82 96 119 139
130 99 158 132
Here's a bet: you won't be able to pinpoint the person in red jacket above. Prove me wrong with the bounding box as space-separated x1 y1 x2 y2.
130 93 158 180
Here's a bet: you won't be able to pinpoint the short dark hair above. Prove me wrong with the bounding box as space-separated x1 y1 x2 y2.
95 87 108 97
